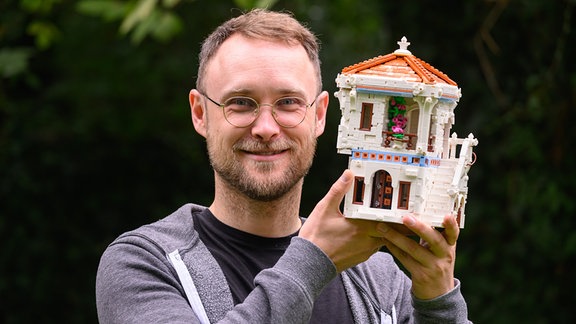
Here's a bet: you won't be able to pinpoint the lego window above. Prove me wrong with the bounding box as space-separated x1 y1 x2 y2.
353 177 365 204
388 97 407 138
371 170 393 209
406 108 419 135
360 103 373 130
398 181 411 209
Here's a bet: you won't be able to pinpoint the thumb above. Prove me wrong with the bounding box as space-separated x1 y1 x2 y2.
321 169 353 209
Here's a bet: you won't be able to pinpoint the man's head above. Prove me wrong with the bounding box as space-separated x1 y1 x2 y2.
189 9 328 202
196 9 322 94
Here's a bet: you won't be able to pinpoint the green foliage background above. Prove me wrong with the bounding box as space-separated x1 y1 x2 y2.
1 0 575 322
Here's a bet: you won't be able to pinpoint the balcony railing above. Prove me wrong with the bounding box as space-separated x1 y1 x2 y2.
382 132 437 152
382 131 416 149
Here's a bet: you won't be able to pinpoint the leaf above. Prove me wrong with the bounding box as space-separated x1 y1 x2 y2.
162 0 181 8
0 47 34 78
26 21 60 49
76 0 129 21
233 0 279 10
151 11 183 42
120 0 158 35
256 0 278 8
129 13 155 44
233 0 252 9
20 0 60 13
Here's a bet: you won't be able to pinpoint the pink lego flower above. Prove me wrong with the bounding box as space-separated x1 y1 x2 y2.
392 115 407 128
392 125 404 133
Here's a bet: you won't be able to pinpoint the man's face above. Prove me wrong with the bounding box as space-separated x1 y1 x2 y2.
196 34 327 201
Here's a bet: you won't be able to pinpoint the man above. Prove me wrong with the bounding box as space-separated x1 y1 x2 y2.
96 9 470 323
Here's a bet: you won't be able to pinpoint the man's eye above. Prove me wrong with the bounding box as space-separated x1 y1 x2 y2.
226 97 257 113
228 98 255 107
276 97 305 112
276 98 302 106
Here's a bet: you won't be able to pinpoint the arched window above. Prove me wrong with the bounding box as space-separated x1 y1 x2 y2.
371 170 392 209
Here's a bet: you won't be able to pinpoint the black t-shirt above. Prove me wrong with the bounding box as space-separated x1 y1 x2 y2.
193 209 355 323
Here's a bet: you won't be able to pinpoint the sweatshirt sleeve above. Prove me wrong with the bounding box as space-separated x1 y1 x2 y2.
411 279 471 323
96 235 337 324
223 237 337 323
96 237 201 324
345 253 471 324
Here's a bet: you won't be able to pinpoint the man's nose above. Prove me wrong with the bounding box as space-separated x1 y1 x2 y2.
250 105 280 141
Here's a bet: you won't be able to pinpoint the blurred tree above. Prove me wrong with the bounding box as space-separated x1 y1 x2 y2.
75 0 279 43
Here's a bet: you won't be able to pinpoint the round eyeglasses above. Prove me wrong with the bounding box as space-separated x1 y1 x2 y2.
201 93 317 128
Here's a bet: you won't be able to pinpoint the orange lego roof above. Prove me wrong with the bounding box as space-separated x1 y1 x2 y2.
341 37 457 86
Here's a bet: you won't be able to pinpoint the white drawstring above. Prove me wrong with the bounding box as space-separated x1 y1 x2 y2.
168 250 210 324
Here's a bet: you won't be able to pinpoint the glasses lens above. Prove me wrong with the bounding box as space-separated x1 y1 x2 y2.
274 97 308 127
223 97 259 127
221 96 310 128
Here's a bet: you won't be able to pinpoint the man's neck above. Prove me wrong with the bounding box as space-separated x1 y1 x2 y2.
209 176 304 238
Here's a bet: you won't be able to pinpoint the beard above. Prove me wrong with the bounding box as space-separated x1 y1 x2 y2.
206 134 317 202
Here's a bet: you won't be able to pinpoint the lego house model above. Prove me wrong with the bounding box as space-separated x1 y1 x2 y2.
335 37 478 229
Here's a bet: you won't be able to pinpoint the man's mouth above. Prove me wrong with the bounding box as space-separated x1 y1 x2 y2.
237 147 290 162
233 140 293 160
247 149 287 155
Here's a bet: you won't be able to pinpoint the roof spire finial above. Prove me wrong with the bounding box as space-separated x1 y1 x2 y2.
394 36 412 55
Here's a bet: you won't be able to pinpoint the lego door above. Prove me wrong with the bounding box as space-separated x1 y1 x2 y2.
371 170 393 209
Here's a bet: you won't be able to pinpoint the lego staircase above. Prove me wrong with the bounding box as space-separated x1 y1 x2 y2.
421 160 458 220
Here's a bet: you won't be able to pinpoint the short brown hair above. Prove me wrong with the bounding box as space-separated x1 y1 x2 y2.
196 9 322 93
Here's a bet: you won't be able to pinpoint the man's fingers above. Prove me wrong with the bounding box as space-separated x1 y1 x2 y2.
442 214 459 246
321 169 353 209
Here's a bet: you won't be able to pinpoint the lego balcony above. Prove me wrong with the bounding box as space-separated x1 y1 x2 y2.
382 131 437 152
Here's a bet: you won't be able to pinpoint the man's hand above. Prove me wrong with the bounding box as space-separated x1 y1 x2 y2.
299 170 385 273
377 214 459 300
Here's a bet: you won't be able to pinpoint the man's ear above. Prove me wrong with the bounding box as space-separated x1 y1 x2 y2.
189 89 207 138
314 91 329 137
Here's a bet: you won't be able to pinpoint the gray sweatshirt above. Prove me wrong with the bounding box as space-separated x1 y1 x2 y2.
96 204 470 323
